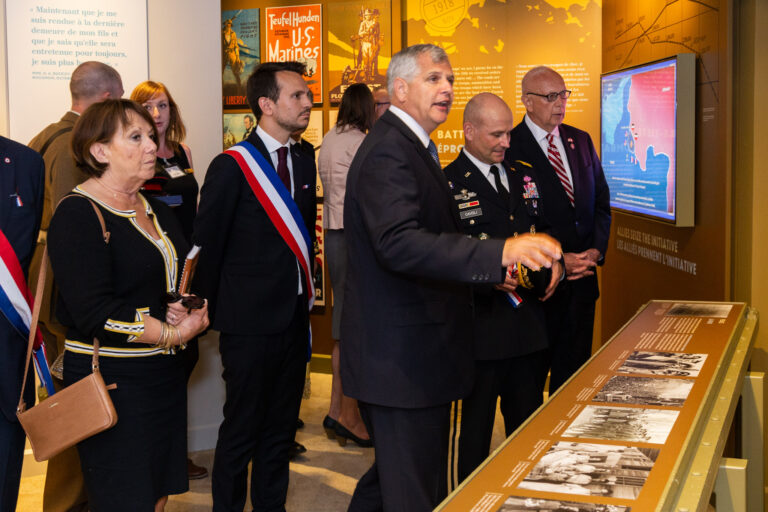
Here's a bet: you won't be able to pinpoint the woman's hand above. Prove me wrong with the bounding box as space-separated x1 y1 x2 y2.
165 299 189 326
176 299 210 343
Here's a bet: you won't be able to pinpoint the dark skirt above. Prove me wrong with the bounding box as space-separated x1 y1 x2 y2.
63 350 188 511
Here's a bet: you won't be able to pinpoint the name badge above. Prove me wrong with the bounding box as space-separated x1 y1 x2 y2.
460 208 482 219
165 165 186 179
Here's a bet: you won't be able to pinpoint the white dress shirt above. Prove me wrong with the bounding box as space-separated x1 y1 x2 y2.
257 124 294 196
524 115 574 188
462 148 509 193
389 105 431 149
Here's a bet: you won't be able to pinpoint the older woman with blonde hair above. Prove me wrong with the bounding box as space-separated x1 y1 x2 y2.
47 99 209 511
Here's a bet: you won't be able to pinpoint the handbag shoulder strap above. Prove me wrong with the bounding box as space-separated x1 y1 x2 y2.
17 194 110 412
38 126 73 159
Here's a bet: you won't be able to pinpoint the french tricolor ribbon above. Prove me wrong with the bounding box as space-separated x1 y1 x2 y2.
0 229 55 395
505 265 523 308
225 142 315 357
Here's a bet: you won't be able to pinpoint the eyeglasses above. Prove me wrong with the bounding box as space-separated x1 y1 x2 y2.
526 90 572 102
375 102 391 107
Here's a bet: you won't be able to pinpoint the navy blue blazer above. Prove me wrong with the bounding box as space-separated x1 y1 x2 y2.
0 136 44 421
505 119 611 300
340 110 506 408
193 132 317 335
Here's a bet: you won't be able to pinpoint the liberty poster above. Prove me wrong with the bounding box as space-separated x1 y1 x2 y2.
222 8 260 110
264 4 323 102
327 0 391 104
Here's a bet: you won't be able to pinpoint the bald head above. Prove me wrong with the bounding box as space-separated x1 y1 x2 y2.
70 61 123 112
520 66 568 133
462 93 513 165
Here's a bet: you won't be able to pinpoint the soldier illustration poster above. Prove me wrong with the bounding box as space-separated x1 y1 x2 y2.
222 8 260 110
264 5 323 103
328 0 391 104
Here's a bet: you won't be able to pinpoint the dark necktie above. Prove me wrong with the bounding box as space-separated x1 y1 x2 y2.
427 140 440 167
276 146 291 192
546 134 574 206
489 164 510 204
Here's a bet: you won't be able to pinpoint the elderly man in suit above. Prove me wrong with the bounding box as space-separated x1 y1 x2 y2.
444 92 562 483
0 136 44 512
341 45 562 512
194 61 316 512
505 66 611 395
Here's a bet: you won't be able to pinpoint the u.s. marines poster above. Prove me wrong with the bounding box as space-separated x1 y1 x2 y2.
327 0 392 104
222 8 260 110
264 4 323 103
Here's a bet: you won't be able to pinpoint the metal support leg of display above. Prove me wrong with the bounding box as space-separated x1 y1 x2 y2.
714 458 747 512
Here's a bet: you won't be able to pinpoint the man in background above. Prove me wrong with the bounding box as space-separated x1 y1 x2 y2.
0 136 44 512
341 44 561 511
194 61 317 512
505 66 611 395
372 86 390 120
28 60 123 512
444 92 561 484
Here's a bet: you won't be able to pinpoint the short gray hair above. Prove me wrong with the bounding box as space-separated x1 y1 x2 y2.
386 44 448 97
70 61 122 101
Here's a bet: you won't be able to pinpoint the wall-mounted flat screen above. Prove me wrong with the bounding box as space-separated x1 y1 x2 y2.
601 54 695 226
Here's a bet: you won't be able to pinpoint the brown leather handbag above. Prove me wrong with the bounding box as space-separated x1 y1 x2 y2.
16 198 118 462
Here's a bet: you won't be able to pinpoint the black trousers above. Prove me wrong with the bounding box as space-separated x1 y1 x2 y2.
456 350 547 482
545 282 596 394
212 297 308 512
348 402 450 512
0 413 25 512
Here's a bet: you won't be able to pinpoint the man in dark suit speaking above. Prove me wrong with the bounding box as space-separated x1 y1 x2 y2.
505 66 611 394
194 61 317 512
341 45 562 512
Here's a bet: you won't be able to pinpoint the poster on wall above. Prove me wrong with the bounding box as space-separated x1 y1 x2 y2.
327 0 391 104
264 4 322 103
313 203 326 308
222 8 261 110
222 112 256 150
404 0 601 166
5 0 148 143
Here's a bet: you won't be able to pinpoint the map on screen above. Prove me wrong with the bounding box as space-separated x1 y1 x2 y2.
602 58 678 222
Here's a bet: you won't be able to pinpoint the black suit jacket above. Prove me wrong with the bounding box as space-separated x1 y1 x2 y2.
444 152 548 360
0 136 44 421
193 132 317 335
340 110 506 408
505 119 611 301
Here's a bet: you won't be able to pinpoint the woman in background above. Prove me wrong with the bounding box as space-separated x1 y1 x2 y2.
130 80 207 479
47 99 209 511
317 83 375 447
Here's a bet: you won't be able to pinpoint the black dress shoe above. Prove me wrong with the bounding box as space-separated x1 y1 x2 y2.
289 441 307 460
297 418 305 429
334 422 373 448
322 415 338 439
187 458 208 480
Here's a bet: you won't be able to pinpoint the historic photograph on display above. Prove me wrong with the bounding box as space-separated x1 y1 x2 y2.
313 203 326 308
618 351 707 377
499 495 630 511
593 375 694 407
518 442 658 500
222 113 257 150
327 0 391 104
666 303 733 318
264 4 323 103
563 406 679 444
222 8 260 110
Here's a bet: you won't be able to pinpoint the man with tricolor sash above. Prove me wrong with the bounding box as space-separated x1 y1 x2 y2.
0 135 45 512
193 61 317 512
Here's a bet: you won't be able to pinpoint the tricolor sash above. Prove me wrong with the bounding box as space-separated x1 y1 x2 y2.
0 229 55 395
224 141 315 311
505 265 523 308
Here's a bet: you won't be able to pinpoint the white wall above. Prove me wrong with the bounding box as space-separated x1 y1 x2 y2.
2 0 227 452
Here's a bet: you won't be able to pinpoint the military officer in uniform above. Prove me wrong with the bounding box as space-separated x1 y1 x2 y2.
444 93 563 483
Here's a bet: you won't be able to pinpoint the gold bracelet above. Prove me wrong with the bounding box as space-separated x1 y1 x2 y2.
156 321 165 345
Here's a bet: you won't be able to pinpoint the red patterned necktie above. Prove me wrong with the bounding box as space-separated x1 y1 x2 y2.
276 146 291 192
546 133 574 207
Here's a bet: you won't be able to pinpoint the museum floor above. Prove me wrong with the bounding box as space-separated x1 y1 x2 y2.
15 372 508 511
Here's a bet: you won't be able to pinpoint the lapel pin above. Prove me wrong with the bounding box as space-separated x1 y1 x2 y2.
4 157 10 164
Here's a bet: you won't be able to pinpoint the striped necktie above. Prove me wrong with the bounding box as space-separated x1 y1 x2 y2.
428 140 440 167
546 133 574 207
